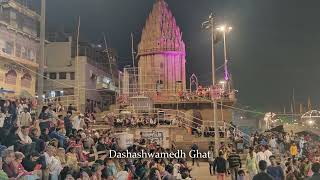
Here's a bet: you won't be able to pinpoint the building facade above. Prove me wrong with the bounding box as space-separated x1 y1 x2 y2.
0 0 40 97
44 37 118 112
137 0 186 96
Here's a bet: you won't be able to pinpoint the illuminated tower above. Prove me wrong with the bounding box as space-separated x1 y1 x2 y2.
137 0 186 96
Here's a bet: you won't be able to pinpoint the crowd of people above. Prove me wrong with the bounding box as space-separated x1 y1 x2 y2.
207 128 320 180
105 113 174 128
0 97 199 180
1 97 320 179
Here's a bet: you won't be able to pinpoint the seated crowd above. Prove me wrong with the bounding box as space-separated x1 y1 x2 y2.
105 113 174 128
0 98 194 180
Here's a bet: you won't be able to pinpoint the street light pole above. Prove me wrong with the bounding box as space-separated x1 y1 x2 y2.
222 30 228 81
37 0 45 113
217 25 232 92
203 14 219 157
76 17 81 112
210 17 219 157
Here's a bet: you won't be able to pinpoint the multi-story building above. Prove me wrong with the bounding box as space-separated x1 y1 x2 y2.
0 0 40 97
44 36 118 112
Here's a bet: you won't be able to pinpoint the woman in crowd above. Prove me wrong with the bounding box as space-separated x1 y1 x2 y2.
66 146 81 174
103 158 118 179
13 151 39 180
246 147 258 179
2 149 17 179
148 161 161 180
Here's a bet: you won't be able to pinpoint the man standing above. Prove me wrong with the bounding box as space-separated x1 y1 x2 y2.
228 149 242 180
267 155 284 180
253 160 273 180
213 151 227 180
299 137 305 157
64 111 73 136
190 142 199 167
264 146 273 166
269 136 277 154
290 143 298 159
246 147 258 180
256 146 267 165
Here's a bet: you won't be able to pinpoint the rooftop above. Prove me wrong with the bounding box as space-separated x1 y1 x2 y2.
0 0 40 21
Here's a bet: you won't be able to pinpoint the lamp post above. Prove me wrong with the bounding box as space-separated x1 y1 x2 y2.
202 13 219 156
216 25 232 81
37 0 45 113
217 25 232 97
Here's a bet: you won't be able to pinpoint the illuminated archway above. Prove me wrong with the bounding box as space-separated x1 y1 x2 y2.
301 110 320 127
189 73 198 92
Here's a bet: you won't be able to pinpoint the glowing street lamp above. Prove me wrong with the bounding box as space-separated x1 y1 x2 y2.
219 80 226 90
219 80 225 84
308 120 314 126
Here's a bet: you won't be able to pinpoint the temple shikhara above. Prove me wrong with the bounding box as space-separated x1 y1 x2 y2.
115 0 236 152
138 0 186 96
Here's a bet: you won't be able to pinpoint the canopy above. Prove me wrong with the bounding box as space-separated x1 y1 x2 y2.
267 125 284 133
20 90 32 98
0 88 15 99
0 88 15 94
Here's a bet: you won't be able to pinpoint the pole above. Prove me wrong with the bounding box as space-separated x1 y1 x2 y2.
223 30 228 81
37 0 45 113
103 33 114 84
76 17 81 112
210 16 219 157
131 33 137 95
292 88 296 114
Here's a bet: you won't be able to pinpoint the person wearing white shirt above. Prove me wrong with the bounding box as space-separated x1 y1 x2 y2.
72 114 85 130
17 103 24 115
18 108 32 127
17 126 32 145
44 146 63 180
0 110 5 128
149 118 155 127
299 137 305 157
256 146 267 165
264 146 273 166
269 137 277 154
131 117 136 127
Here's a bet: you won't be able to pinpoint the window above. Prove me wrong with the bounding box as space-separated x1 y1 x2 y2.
70 72 75 80
21 47 27 59
15 44 21 57
59 72 67 79
28 49 35 61
5 70 17 85
21 73 32 88
3 42 14 55
43 73 47 80
156 80 164 91
49 73 57 79
63 88 74 95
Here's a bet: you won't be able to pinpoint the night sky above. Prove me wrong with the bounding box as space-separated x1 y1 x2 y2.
42 0 320 112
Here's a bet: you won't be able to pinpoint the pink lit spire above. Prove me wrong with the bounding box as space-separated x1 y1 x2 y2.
137 0 185 56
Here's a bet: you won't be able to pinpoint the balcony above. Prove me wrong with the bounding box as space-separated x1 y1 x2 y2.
0 50 38 68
